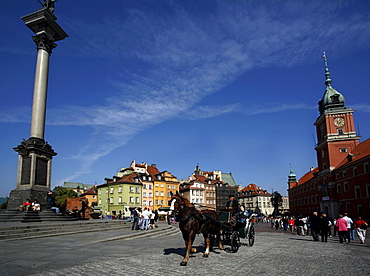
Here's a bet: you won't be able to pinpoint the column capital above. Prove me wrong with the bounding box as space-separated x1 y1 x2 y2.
32 33 57 54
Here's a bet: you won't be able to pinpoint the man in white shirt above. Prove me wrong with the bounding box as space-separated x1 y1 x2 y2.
141 208 152 230
343 213 354 242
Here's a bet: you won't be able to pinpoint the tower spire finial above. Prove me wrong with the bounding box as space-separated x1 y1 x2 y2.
323 51 332 87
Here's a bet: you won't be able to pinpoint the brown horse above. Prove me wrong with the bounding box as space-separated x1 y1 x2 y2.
170 191 224 266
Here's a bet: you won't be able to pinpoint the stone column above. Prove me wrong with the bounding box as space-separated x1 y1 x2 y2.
7 7 68 210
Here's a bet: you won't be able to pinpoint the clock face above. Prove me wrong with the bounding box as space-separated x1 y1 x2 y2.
334 117 345 127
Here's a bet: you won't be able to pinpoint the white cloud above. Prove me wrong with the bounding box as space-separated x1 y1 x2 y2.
2 0 370 181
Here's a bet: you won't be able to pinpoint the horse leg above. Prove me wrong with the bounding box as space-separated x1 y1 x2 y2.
203 233 210 258
216 229 224 250
181 231 196 266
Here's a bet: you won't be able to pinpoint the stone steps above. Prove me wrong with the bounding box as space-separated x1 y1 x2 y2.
0 209 78 223
0 220 130 241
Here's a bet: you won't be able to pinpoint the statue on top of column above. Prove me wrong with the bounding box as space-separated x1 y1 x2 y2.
39 0 56 13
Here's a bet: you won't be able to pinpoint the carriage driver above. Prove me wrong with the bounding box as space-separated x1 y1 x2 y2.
226 195 239 215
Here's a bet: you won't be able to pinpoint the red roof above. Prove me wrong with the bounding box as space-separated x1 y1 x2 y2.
147 165 160 178
239 184 270 195
336 138 370 168
297 167 319 184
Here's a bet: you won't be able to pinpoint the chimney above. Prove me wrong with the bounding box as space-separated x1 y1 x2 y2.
151 164 157 168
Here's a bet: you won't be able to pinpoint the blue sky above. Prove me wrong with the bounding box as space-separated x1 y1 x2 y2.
1 0 369 197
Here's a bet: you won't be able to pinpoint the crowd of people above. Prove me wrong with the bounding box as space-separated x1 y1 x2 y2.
131 207 163 230
271 212 368 244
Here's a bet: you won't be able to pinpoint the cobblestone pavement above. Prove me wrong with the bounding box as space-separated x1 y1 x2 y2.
1 222 369 276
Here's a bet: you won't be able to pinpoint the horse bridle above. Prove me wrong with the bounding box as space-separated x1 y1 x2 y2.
170 196 193 217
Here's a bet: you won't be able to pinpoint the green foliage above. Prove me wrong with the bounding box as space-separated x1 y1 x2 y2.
53 186 78 205
0 201 7 209
271 191 283 208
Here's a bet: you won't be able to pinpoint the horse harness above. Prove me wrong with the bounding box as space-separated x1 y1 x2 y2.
171 197 213 232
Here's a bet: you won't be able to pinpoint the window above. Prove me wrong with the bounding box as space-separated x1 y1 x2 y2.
343 171 347 177
340 148 347 153
106 189 108 194
110 197 114 204
149 192 153 198
357 204 362 214
338 128 343 135
161 183 164 188
149 184 152 189
143 176 146 181
134 178 139 183
157 175 162 180
161 200 164 205
337 184 341 193
130 197 134 203
167 192 171 197
149 201 153 206
172 185 175 189
110 187 114 194
167 185 170 189
99 189 102 195
367 185 370 197
143 192 147 197
365 163 370 173
143 184 147 189
155 200 159 205
155 191 159 196
353 167 358 176
99 199 102 205
130 186 134 193
143 200 147 206
346 202 350 210
344 182 349 192
136 187 140 193
136 197 140 204
355 186 361 199
118 186 122 193
118 197 122 204
161 191 164 197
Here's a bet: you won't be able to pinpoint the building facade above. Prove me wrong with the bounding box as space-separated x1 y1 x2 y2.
238 184 273 215
288 54 370 219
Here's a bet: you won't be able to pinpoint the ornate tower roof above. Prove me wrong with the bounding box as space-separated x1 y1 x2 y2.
288 164 297 183
318 52 346 114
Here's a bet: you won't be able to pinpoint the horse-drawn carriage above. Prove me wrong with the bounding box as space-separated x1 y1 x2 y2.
170 191 255 266
217 210 255 253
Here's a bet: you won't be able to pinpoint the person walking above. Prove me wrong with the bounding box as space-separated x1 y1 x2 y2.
343 213 354 242
318 213 331 243
354 216 368 244
154 209 159 228
336 214 348 244
131 207 140 230
309 212 320 241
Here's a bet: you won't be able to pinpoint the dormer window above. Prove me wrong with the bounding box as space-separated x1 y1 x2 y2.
331 94 340 103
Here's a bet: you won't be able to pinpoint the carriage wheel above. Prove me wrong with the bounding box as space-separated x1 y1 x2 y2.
248 226 255 246
230 231 240 253
222 230 231 244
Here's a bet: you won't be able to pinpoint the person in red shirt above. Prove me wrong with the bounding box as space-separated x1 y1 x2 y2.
20 199 32 211
354 216 368 244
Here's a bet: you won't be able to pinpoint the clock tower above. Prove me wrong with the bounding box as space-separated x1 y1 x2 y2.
314 53 360 172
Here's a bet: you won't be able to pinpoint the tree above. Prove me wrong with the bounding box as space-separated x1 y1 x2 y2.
271 191 283 216
53 186 78 206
